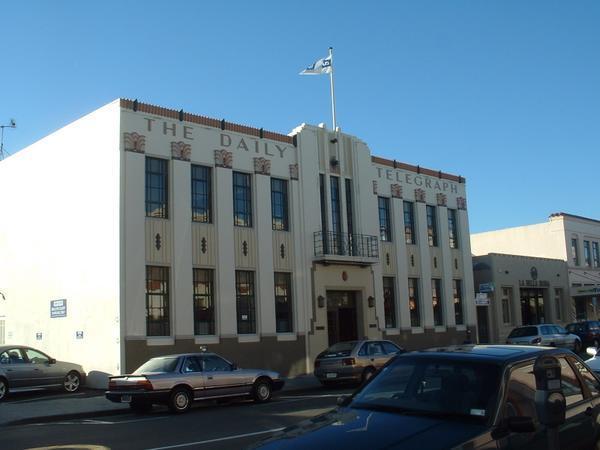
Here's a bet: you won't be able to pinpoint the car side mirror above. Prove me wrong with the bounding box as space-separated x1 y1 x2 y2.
337 395 351 407
587 347 598 357
507 416 536 433
48 358 56 364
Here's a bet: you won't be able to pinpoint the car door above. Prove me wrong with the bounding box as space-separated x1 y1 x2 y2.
200 354 247 398
555 356 595 450
0 348 40 388
539 326 554 346
180 356 205 399
22 348 61 385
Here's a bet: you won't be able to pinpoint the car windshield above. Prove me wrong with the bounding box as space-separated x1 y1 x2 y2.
508 326 538 338
322 341 358 357
133 357 179 374
350 357 501 423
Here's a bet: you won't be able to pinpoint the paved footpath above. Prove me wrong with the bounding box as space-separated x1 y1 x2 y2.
0 375 324 427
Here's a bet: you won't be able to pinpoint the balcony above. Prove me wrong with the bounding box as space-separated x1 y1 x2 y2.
313 231 379 265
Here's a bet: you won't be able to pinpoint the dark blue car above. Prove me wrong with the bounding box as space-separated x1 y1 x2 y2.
252 345 600 449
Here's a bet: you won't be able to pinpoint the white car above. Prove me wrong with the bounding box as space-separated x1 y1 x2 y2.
586 347 600 375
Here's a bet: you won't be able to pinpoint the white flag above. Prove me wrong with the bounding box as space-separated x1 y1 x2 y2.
300 55 332 75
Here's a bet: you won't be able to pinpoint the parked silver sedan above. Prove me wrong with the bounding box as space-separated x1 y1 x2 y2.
506 324 582 353
314 340 405 385
0 345 86 400
105 351 284 413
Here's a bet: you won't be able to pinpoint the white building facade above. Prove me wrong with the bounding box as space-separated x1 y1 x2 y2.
472 213 600 324
0 99 475 387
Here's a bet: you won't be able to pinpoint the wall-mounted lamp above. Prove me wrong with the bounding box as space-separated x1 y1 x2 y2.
317 295 325 308
329 138 338 144
368 296 375 308
330 157 339 167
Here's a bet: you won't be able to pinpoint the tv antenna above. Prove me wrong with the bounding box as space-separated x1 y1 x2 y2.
0 119 17 160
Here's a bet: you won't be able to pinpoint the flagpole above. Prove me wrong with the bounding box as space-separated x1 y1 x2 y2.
328 47 337 130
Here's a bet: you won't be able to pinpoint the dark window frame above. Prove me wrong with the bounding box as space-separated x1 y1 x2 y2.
236 270 256 334
274 272 293 333
191 165 212 223
145 157 169 219
584 240 592 267
426 205 438 247
146 265 170 336
193 268 215 335
233 172 253 227
383 277 397 328
453 279 464 325
448 208 459 249
572 238 580 266
403 201 416 245
378 197 392 242
271 178 289 231
408 277 421 327
432 278 443 326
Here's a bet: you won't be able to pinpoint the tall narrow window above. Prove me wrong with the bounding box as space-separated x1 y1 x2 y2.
274 272 293 333
593 242 600 268
191 165 212 223
584 240 592 267
145 157 168 218
330 176 342 254
193 268 214 335
432 278 443 326
319 174 328 253
426 205 438 247
378 197 392 241
571 238 580 266
404 201 416 244
383 277 397 328
233 172 252 227
146 266 170 336
453 279 464 325
501 287 512 325
236 271 255 334
345 179 355 255
271 178 289 231
448 208 458 249
554 288 563 321
408 278 420 327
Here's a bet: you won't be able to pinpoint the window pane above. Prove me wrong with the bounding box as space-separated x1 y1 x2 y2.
409 278 421 327
274 272 293 333
236 270 256 334
453 279 463 325
559 358 583 405
432 279 443 326
403 201 415 244
383 277 396 328
145 157 168 219
505 364 537 420
448 209 458 249
233 172 252 227
378 197 392 242
193 268 215 335
191 165 212 223
426 205 438 247
271 178 289 231
146 266 170 336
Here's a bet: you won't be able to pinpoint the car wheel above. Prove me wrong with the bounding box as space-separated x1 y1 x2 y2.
130 400 153 413
63 371 81 393
362 367 376 384
252 378 272 403
0 378 8 401
574 340 582 354
168 387 192 414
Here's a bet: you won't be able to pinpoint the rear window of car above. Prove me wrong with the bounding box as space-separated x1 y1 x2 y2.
322 341 358 357
508 327 538 338
134 357 179 374
590 322 600 331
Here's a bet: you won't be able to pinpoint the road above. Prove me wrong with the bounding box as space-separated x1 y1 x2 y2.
2 387 354 450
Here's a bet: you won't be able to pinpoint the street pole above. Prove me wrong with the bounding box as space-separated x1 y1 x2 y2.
328 47 337 131
0 119 16 160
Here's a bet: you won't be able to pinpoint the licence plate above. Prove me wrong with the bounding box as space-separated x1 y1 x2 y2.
121 395 132 403
326 373 338 379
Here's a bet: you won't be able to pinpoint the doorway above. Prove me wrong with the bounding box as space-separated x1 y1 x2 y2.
327 291 358 346
520 288 545 325
476 306 490 343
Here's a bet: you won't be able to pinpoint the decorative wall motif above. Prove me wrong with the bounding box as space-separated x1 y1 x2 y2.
410 255 415 267
330 158 340 174
155 233 162 251
201 237 207 254
414 188 426 203
253 157 271 175
123 132 146 153
372 181 378 195
171 141 191 161
386 253 391 266
436 193 447 207
390 184 402 199
457 197 467 210
289 164 299 180
242 241 248 256
280 244 285 259
214 149 233 168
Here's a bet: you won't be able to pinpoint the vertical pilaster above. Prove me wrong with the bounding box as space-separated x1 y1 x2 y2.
392 198 411 330
255 174 275 335
438 206 455 328
458 209 476 327
415 202 433 328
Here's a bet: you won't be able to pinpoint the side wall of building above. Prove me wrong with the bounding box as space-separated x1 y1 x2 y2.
0 101 122 387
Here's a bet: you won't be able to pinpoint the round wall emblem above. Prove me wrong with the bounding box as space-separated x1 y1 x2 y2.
342 271 348 281
530 266 538 280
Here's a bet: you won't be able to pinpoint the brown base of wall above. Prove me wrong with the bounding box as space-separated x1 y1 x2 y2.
383 326 477 351
124 337 307 376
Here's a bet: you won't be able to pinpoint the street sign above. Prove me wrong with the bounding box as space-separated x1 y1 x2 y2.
76 331 84 339
475 293 490 306
479 283 494 293
50 299 67 318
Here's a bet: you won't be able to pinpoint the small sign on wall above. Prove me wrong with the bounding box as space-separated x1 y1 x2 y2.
36 332 43 340
76 331 84 339
50 299 67 318
475 293 490 306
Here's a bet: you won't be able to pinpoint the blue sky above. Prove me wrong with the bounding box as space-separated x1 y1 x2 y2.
1 1 598 233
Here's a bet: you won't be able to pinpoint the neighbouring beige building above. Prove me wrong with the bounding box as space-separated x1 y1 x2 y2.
472 253 570 344
0 99 476 387
472 213 600 325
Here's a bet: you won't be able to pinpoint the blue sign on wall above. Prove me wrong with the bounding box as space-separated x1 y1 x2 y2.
50 299 67 318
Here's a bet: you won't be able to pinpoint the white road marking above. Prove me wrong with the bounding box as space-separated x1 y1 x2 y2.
144 427 285 450
279 393 343 399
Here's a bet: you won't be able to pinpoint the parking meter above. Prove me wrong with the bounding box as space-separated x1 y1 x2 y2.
533 355 566 427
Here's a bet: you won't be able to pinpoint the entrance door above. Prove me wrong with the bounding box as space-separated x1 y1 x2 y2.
520 288 546 325
327 291 358 346
476 306 490 343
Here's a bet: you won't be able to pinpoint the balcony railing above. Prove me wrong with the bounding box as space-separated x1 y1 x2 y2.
314 231 379 259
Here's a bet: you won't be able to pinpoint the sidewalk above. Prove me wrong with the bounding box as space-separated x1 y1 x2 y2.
0 375 324 427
